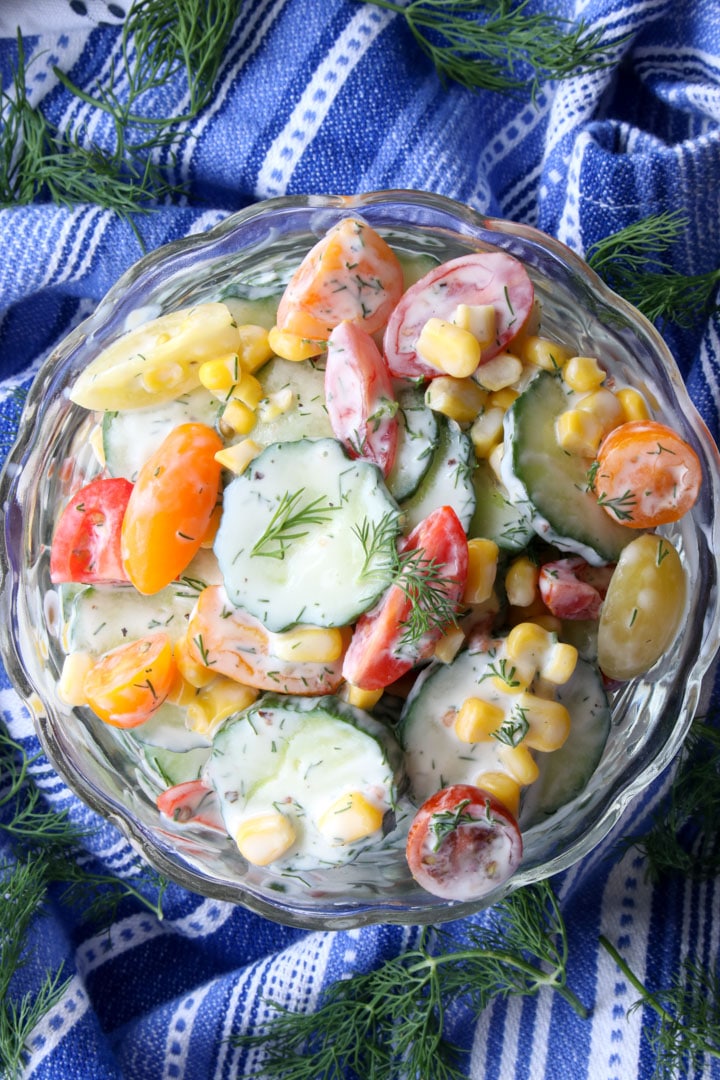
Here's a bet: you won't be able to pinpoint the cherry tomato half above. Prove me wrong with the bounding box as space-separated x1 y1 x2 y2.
342 505 468 691
121 422 223 594
406 784 523 900
593 420 702 528
50 476 133 584
538 557 614 621
83 632 177 728
156 779 226 831
275 217 404 340
383 252 535 380
325 320 399 476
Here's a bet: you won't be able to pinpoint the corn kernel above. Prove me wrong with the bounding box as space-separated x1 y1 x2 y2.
470 406 505 458
58 651 93 706
200 503 222 548
516 691 571 752
166 670 198 707
540 641 578 685
454 697 505 743
89 424 106 467
433 625 466 664
268 325 324 361
416 317 481 378
506 620 551 666
271 626 345 664
425 375 487 423
474 770 521 817
464 538 499 604
186 677 258 738
237 324 273 372
174 633 217 689
473 352 523 392
220 398 256 436
198 354 240 393
257 386 296 423
343 684 383 710
317 791 384 843
563 355 606 393
231 369 264 409
505 555 539 608
488 386 519 410
497 743 539 785
214 438 262 475
235 812 296 865
520 336 573 372
555 408 604 457
452 303 496 347
616 387 651 422
576 388 624 436
488 441 505 482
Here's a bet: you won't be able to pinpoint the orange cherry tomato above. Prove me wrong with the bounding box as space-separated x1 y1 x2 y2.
83 633 177 728
593 420 702 528
121 422 223 594
275 217 404 340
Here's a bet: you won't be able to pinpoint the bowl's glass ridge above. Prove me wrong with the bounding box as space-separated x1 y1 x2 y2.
1 190 719 929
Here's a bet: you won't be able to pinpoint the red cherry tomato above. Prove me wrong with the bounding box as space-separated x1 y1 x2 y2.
121 423 223 595
156 779 226 831
406 784 523 900
538 557 614 620
342 506 468 691
50 476 133 584
383 251 535 379
325 320 399 476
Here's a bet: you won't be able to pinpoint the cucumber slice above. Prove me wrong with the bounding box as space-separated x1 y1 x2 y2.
220 294 279 330
399 646 511 803
208 693 403 870
214 438 400 631
400 417 475 533
386 385 438 503
142 744 211 785
103 387 220 481
468 458 534 551
503 371 631 564
519 658 611 826
251 357 333 448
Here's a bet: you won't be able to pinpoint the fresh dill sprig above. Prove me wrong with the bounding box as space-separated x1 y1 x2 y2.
250 489 339 561
600 936 720 1080
622 719 720 881
361 0 615 97
395 545 462 647
352 510 401 577
586 211 720 328
232 881 587 1079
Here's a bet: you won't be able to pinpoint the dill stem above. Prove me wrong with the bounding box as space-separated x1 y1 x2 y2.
599 936 678 1028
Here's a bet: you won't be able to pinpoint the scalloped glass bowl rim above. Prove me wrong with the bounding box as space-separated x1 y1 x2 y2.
1 190 719 929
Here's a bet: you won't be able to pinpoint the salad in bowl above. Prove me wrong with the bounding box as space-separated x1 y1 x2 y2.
1 191 718 928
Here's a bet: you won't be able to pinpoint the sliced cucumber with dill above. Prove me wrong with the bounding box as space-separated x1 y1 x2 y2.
468 458 534 551
103 386 220 481
251 356 333 447
214 437 400 631
385 385 438 502
399 416 476 533
502 371 631 564
142 744 211 786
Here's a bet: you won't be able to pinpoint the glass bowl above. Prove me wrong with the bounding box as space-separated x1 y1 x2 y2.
1 191 719 930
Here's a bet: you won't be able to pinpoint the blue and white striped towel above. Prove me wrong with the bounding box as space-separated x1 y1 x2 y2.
1 2 719 1077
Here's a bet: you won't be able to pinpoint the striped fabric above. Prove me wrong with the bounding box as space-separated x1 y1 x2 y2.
1 1 719 1077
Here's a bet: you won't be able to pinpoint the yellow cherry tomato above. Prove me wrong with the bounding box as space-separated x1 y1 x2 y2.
83 633 177 728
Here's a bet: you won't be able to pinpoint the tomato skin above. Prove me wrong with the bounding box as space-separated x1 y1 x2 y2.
83 633 177 728
383 252 535 380
593 420 702 528
276 217 404 340
406 784 523 900
50 477 133 584
121 422 223 595
342 506 468 691
157 779 226 831
325 320 399 476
